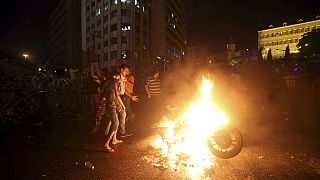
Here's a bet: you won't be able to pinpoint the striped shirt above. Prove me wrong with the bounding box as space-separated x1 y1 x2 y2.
146 77 161 96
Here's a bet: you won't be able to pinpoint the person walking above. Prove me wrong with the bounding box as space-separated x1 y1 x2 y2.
100 71 125 153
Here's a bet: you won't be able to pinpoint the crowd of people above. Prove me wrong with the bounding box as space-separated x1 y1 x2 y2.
86 62 161 153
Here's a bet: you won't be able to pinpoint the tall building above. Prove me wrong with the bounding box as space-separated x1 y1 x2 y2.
82 0 187 72
83 0 151 72
150 0 187 68
49 0 82 67
258 18 320 60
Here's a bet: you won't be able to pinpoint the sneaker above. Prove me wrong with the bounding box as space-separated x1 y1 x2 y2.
119 132 133 138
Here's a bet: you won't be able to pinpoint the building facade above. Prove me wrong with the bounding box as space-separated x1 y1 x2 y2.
150 0 187 70
83 0 151 72
258 19 320 60
82 0 187 72
49 0 82 67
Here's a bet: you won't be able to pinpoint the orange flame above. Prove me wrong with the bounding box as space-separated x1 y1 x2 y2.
152 77 229 178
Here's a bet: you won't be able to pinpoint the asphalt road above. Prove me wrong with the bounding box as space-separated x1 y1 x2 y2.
1 109 320 180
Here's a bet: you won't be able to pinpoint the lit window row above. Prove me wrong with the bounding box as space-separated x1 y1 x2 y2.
263 39 299 46
260 25 320 39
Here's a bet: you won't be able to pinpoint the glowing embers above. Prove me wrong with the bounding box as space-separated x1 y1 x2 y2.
151 77 228 178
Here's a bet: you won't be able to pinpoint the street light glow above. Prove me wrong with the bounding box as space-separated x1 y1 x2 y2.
23 54 29 59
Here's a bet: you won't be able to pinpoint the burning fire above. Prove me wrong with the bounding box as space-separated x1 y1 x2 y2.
152 77 229 178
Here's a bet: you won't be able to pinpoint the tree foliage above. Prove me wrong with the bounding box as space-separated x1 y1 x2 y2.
267 48 272 61
285 45 290 60
297 29 320 58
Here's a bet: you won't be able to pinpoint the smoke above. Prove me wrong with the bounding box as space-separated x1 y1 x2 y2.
161 62 288 145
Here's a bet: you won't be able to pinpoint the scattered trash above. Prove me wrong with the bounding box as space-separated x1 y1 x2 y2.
84 161 95 170
153 163 167 169
257 156 264 159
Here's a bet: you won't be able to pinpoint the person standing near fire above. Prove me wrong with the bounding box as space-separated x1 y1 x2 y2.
99 71 125 153
124 70 139 124
118 65 132 137
145 69 161 124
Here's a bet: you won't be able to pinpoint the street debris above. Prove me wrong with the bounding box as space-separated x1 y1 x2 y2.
153 163 167 169
84 161 95 170
257 155 264 159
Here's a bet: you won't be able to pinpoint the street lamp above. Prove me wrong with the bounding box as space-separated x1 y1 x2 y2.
22 53 29 59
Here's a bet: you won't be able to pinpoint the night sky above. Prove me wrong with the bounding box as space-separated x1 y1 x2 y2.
0 0 320 59
183 0 320 51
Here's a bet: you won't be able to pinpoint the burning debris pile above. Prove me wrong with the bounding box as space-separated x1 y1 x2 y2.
144 77 242 178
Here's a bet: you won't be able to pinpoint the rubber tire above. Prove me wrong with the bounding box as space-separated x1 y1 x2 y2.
208 127 243 159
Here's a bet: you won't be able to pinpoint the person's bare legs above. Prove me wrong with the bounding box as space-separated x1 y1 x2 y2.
104 131 115 152
112 130 123 144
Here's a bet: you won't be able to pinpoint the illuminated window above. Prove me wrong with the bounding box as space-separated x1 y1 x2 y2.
104 3 108 10
168 12 177 29
96 8 101 16
111 0 118 5
135 0 140 8
121 50 131 60
121 0 131 3
121 24 131 31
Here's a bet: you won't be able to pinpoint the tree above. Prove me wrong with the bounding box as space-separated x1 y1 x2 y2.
267 48 272 61
285 45 290 60
258 48 263 61
297 29 320 59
